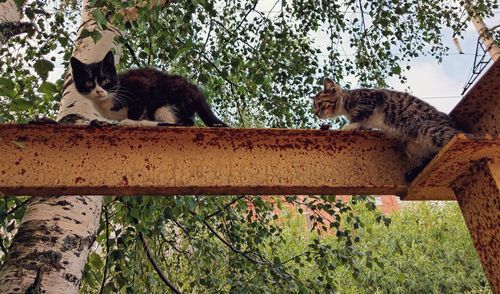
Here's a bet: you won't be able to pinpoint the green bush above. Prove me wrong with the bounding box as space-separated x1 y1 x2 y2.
274 202 490 293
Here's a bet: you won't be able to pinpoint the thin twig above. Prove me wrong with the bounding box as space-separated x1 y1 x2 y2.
119 34 141 67
0 238 8 256
192 208 259 264
358 0 366 33
98 207 110 294
4 198 30 216
172 219 190 237
205 196 246 220
139 231 181 294
160 232 189 255
282 250 312 265
203 219 258 263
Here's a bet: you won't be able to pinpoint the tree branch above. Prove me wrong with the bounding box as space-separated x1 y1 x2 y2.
205 195 246 220
139 231 181 294
98 207 110 294
120 35 142 67
0 238 8 256
3 198 30 216
190 209 260 264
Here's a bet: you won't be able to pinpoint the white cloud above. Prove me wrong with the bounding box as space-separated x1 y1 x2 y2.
387 61 464 113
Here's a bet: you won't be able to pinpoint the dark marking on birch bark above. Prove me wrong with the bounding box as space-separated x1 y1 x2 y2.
25 267 43 294
64 273 79 286
11 220 62 248
18 250 63 271
67 100 77 108
61 78 73 93
75 196 88 205
49 200 73 207
61 234 95 257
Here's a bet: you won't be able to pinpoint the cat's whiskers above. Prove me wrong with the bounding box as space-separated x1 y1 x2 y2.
110 93 128 108
109 86 138 102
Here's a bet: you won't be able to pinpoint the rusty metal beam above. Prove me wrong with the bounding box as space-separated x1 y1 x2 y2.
0 124 408 197
452 159 500 293
405 134 500 200
451 59 500 135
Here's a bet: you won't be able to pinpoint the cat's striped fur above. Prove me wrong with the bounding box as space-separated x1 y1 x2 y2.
312 78 460 181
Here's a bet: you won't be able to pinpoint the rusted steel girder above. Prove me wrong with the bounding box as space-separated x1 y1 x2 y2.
451 59 500 135
448 59 500 292
0 124 408 197
453 159 500 294
405 134 500 200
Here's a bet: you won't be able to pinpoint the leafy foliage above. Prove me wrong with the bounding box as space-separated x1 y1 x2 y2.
77 195 391 293
1 0 497 125
0 0 496 292
328 203 490 293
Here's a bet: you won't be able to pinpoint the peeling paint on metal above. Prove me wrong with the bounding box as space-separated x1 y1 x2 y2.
0 124 408 197
405 134 500 200
451 59 500 135
452 159 500 294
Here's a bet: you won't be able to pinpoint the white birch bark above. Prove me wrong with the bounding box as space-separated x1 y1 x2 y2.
0 1 120 292
0 0 21 23
56 0 122 124
0 196 103 293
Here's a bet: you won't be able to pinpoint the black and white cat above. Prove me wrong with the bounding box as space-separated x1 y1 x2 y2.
70 51 228 127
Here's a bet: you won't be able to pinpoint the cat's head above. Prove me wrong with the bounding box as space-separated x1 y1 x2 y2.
70 51 118 102
311 77 343 118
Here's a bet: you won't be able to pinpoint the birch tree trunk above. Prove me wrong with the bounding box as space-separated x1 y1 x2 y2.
0 0 20 23
0 0 32 42
0 1 121 292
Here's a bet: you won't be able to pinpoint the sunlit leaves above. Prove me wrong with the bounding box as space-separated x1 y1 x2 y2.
33 59 55 81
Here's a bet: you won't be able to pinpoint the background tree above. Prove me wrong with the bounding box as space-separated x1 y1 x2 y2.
0 0 497 293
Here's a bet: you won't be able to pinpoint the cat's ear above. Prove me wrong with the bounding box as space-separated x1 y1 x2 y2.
103 51 115 67
70 56 85 71
323 77 336 91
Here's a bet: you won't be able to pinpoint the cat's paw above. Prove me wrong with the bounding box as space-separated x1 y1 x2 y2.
89 119 114 128
118 119 161 127
28 117 59 125
341 123 362 131
211 123 229 128
320 124 331 130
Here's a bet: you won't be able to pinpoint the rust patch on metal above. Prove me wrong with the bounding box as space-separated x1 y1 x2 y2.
0 124 408 196
452 159 500 293
451 59 500 135
405 134 500 200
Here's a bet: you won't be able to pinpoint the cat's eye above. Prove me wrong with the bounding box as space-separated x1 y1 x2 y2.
102 79 111 85
85 81 94 87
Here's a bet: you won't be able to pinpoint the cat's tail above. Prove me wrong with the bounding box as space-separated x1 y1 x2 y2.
196 99 229 127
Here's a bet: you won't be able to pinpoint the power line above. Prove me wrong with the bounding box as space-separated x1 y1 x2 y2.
419 95 462 100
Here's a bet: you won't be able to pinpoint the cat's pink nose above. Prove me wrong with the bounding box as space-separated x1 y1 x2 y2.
96 90 104 96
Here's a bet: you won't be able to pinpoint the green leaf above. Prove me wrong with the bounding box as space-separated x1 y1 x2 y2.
37 81 57 95
33 59 54 81
0 77 16 97
391 66 402 75
79 28 92 39
9 99 32 112
92 9 108 29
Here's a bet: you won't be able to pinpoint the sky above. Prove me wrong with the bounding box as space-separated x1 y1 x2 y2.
49 3 500 114
253 2 499 114
385 13 500 113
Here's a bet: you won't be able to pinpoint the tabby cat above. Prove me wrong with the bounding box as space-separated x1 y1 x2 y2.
312 78 460 181
70 51 228 127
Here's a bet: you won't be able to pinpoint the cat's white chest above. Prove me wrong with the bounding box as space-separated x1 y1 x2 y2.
94 98 128 120
365 111 399 138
